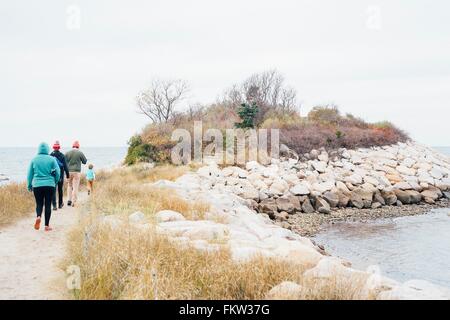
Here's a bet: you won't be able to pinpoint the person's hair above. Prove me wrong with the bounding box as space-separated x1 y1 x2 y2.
88 164 94 169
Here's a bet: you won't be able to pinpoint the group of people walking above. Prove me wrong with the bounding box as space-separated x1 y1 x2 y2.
27 141 96 231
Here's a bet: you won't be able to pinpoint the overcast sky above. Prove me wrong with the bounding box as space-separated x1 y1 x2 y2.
1 0 449 147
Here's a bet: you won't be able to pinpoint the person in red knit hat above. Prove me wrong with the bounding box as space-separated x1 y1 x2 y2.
65 140 87 207
50 141 70 210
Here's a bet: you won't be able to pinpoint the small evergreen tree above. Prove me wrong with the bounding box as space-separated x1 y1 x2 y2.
235 102 259 129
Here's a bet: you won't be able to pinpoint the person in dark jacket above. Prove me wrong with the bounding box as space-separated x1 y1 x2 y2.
50 141 70 210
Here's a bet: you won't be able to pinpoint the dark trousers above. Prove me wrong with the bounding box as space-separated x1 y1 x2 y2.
33 186 55 227
52 176 65 207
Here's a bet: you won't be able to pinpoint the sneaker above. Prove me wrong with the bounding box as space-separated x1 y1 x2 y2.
34 217 41 230
45 226 53 232
53 206 57 211
59 203 64 209
67 201 72 206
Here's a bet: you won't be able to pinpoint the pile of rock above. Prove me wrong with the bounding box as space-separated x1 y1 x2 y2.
195 142 450 221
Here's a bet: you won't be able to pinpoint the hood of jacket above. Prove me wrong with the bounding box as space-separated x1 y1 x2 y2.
37 142 50 155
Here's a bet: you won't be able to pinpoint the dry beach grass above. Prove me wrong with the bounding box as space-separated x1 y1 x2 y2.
0 182 35 226
64 165 370 300
66 220 367 300
86 165 209 219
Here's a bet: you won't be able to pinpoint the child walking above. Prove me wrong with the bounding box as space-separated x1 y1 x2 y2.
86 164 96 195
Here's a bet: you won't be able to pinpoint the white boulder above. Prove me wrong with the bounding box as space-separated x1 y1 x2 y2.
311 161 327 173
289 183 311 196
396 165 416 176
265 281 303 300
430 167 444 180
156 210 186 223
345 174 363 185
128 211 146 224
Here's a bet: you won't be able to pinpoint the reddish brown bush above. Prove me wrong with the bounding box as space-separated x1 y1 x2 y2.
280 121 409 155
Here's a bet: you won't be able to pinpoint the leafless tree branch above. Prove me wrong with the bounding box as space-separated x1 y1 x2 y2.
136 79 189 123
221 69 299 113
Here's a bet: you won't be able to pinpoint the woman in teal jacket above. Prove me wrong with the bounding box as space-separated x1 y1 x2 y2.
27 142 60 231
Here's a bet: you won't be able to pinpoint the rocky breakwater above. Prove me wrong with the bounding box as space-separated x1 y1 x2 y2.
141 141 450 299
215 142 449 233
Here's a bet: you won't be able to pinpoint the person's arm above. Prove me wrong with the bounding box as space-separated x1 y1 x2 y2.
27 161 34 191
53 158 61 186
80 152 87 165
62 155 70 178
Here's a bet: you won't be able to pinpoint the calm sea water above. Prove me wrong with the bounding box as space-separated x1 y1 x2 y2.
0 147 127 184
314 146 450 288
313 209 450 287
434 146 450 156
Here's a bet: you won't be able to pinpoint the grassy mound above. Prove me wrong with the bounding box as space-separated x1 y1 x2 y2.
126 70 408 165
126 104 408 165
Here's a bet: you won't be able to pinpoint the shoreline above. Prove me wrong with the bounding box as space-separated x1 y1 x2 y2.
279 198 450 237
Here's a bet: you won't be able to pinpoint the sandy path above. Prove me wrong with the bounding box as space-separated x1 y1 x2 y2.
0 195 85 300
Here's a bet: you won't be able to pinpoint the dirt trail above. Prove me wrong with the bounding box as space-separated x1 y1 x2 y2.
0 195 85 300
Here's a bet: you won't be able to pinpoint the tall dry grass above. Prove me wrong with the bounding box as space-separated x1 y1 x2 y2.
66 218 367 300
86 165 208 219
0 183 35 226
66 221 306 300
65 165 369 300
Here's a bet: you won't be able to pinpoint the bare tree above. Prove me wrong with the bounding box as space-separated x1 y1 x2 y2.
186 104 205 121
279 86 298 112
222 69 299 113
136 79 189 123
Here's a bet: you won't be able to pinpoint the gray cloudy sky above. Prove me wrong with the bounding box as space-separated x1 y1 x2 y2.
1 0 449 147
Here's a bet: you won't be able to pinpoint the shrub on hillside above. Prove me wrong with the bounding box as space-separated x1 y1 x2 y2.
280 121 409 155
260 109 303 129
307 105 341 124
125 135 154 165
125 132 175 165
